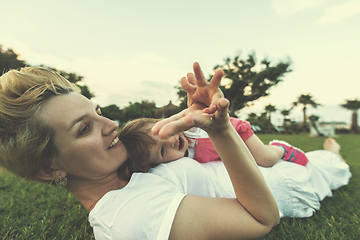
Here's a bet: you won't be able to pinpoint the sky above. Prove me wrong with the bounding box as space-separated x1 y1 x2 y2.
1 0 360 125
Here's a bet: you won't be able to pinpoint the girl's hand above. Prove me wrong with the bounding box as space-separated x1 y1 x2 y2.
151 98 230 139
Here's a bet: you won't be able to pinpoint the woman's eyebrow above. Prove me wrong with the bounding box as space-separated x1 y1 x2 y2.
68 105 99 131
68 114 87 131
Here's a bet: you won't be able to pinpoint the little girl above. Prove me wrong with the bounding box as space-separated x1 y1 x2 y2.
118 117 308 175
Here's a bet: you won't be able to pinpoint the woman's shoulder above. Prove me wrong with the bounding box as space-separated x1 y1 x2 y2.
89 170 187 239
90 159 201 215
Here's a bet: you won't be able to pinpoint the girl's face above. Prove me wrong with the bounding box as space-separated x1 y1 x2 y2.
39 93 128 181
148 126 189 165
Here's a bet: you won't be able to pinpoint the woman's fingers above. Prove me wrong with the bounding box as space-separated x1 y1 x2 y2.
193 62 207 87
155 62 226 138
214 98 230 120
206 68 224 112
181 75 195 95
209 68 223 90
200 98 230 133
180 76 196 107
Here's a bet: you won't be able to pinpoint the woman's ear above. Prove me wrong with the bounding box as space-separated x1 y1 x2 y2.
35 166 66 181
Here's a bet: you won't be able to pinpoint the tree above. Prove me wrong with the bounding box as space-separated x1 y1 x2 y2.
175 83 188 111
212 53 291 116
265 104 276 130
246 113 258 124
122 100 156 122
293 94 321 132
154 101 180 119
0 46 26 74
341 99 360 134
246 112 267 131
0 45 95 100
101 104 123 123
78 85 95 99
309 115 324 137
47 67 95 99
280 108 292 127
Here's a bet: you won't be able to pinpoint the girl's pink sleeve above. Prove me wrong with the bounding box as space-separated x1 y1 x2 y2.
229 117 254 142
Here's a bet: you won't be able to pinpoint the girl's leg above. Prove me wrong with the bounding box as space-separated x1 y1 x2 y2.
245 135 284 167
233 119 308 167
245 135 309 167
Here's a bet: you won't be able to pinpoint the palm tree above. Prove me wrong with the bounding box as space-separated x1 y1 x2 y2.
293 94 321 131
265 104 276 131
280 108 292 127
309 115 324 137
341 99 360 134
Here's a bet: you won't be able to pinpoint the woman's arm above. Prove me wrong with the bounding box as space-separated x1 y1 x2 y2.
206 99 280 229
153 99 279 239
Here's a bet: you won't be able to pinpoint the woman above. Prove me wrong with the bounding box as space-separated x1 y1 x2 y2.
0 63 351 239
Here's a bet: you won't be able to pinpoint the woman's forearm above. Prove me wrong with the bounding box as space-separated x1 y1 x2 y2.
208 123 280 227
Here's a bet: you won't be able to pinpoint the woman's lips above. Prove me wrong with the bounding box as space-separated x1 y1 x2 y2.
108 137 122 149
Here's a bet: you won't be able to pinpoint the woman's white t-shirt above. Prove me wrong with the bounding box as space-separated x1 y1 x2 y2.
89 151 351 240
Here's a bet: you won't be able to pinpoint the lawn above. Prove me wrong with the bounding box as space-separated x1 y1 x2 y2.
1 134 359 239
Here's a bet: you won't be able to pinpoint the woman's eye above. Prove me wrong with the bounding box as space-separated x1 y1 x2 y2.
160 147 165 157
80 124 90 135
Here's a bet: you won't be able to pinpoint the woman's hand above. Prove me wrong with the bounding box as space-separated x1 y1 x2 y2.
152 62 228 139
182 62 224 115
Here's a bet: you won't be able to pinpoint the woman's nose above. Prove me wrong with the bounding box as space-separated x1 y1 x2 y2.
101 116 119 135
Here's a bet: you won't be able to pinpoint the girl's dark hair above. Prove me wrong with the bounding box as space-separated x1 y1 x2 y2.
117 118 160 180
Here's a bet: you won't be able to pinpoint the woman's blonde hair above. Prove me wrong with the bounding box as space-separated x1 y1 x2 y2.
117 118 160 180
0 67 80 180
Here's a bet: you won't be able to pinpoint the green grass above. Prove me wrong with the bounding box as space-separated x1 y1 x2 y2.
0 174 93 240
1 134 359 239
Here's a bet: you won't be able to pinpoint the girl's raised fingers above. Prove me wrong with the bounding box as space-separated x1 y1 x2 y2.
151 111 186 136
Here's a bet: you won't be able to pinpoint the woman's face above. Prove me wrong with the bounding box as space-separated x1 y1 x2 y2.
39 92 127 181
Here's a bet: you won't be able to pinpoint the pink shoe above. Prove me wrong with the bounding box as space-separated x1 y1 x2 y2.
269 140 309 166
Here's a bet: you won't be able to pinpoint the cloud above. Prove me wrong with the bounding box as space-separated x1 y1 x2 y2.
316 0 360 25
140 80 173 90
85 57 183 107
0 39 184 108
272 0 325 17
0 38 80 71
